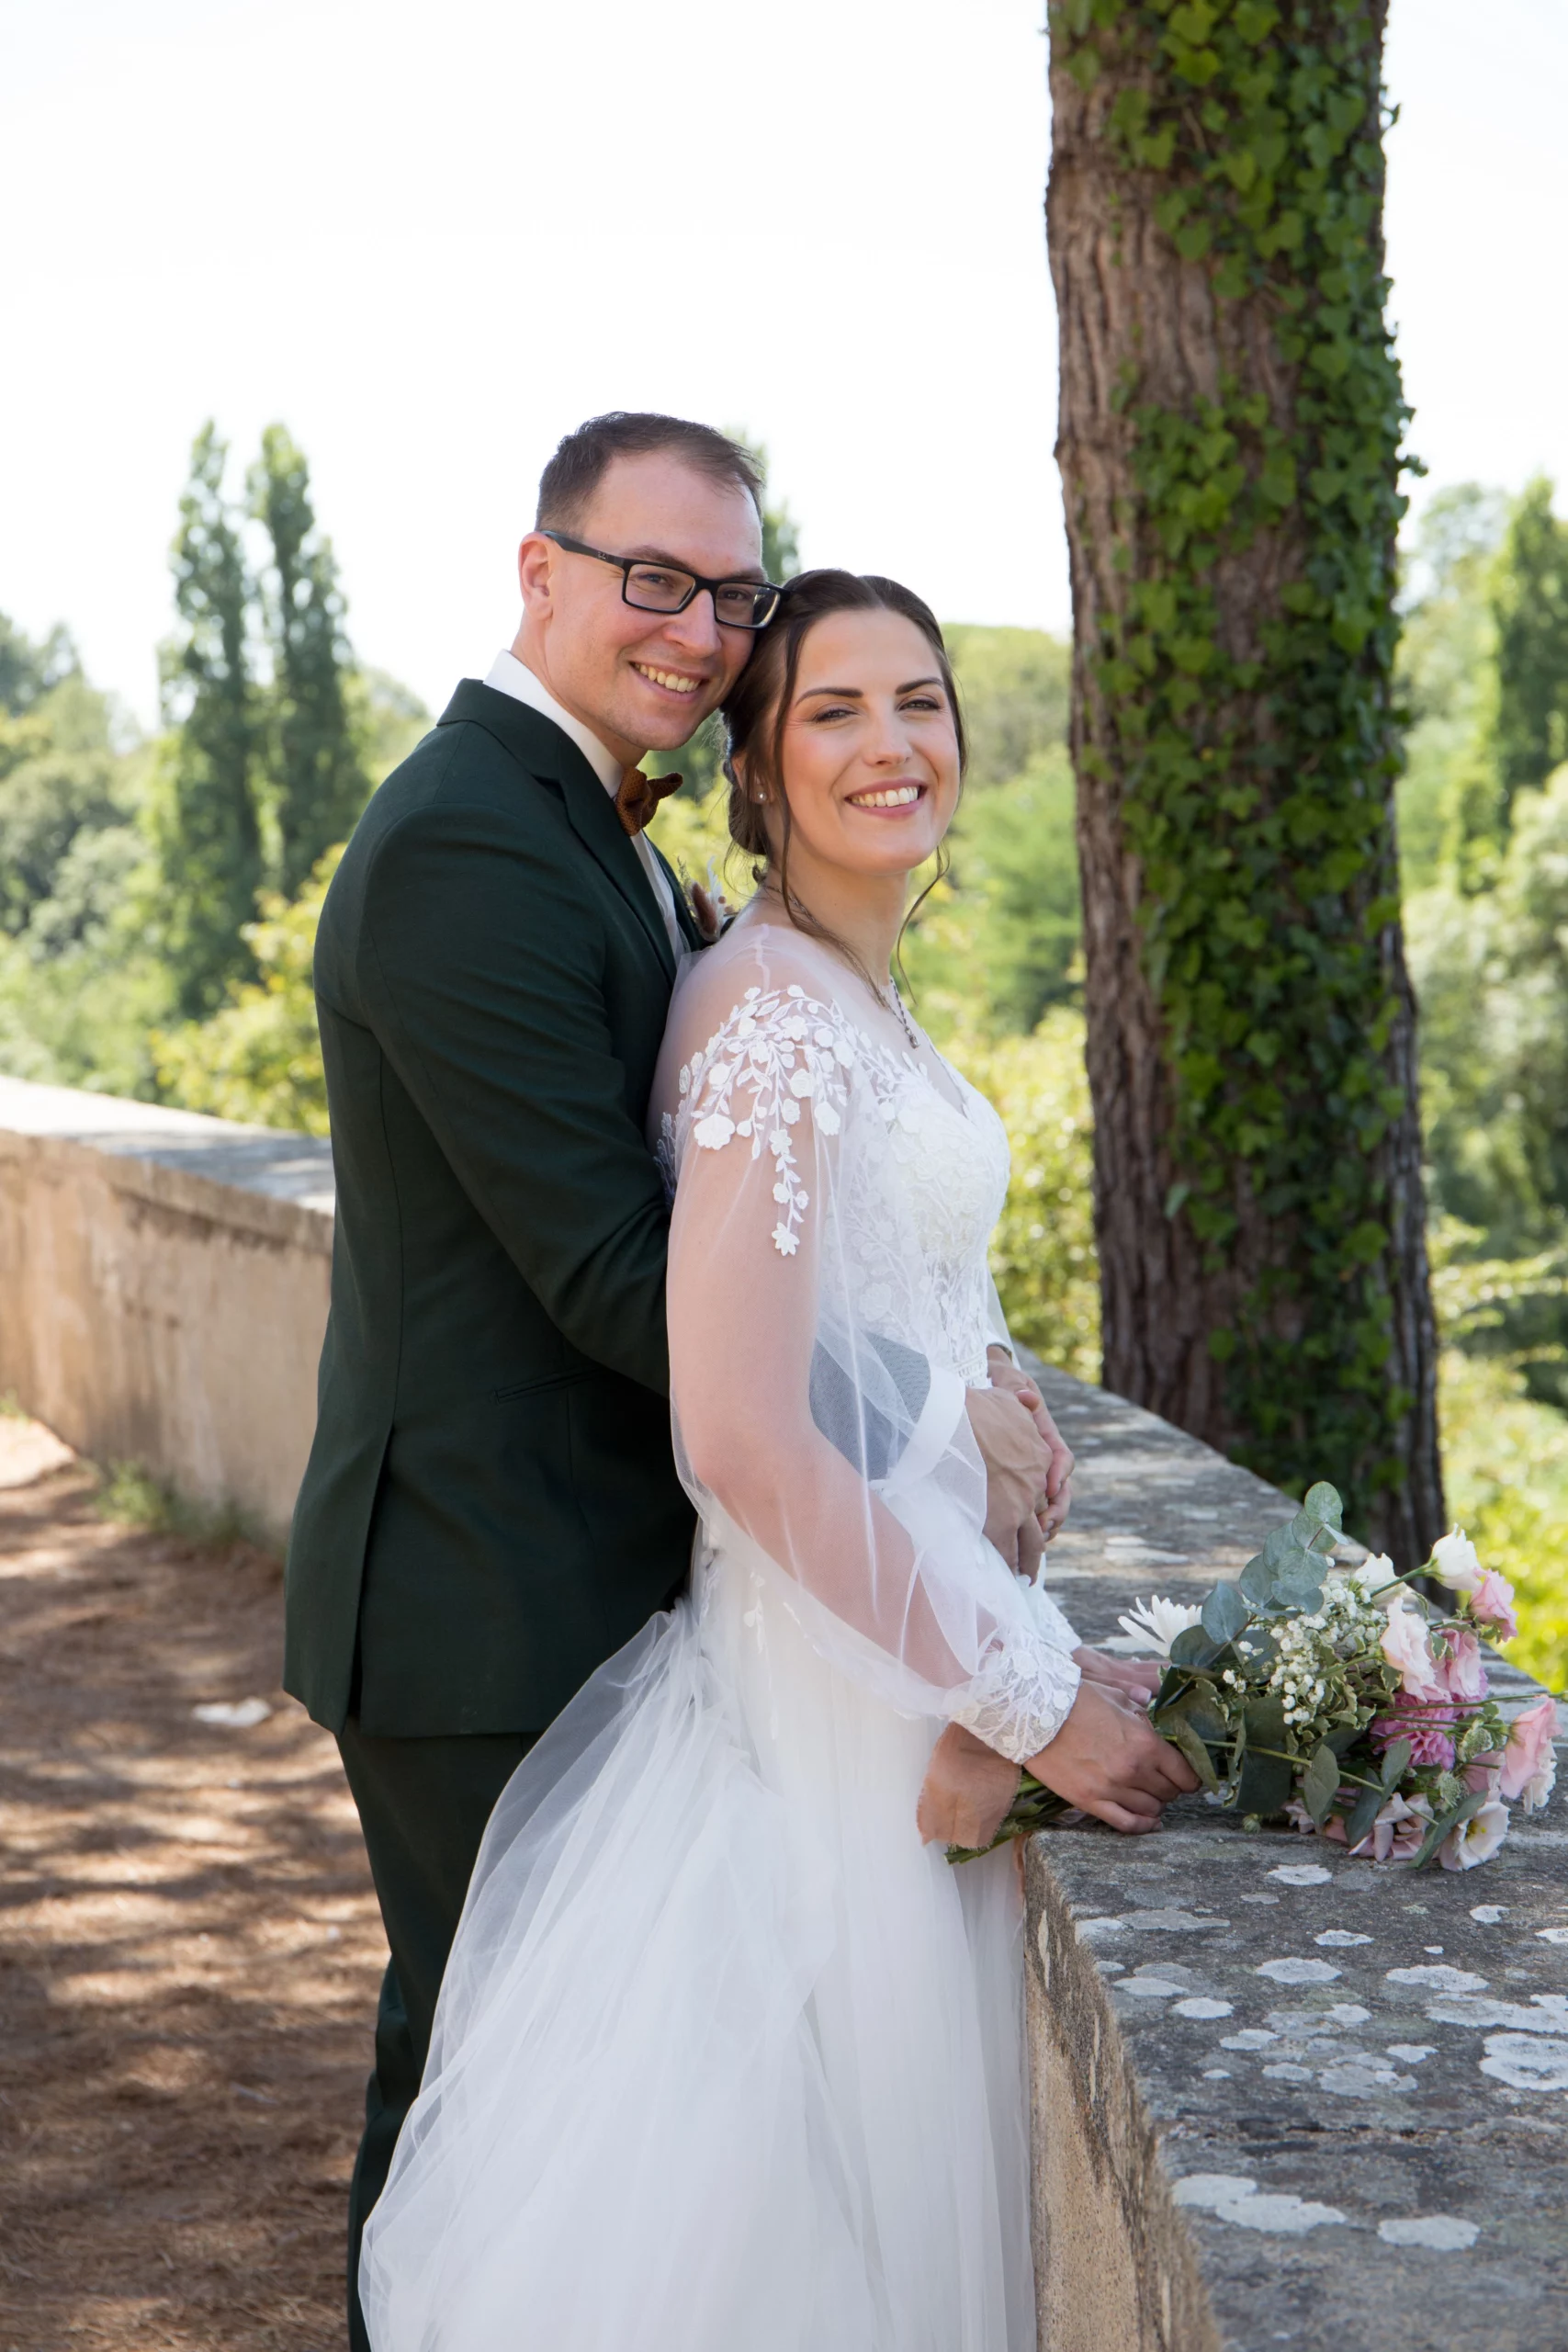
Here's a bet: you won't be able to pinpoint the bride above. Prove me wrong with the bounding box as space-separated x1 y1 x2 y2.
359 570 1192 2351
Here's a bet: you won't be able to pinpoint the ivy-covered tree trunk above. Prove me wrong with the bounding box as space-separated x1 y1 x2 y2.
1047 0 1444 1558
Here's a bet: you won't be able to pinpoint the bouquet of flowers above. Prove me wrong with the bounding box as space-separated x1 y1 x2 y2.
954 1484 1558 1871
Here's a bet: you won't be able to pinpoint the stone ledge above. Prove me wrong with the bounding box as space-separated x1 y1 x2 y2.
1017 1351 1568 2352
0 1074 335 1253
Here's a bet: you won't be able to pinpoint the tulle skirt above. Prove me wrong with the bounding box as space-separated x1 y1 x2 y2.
358 1540 1036 2352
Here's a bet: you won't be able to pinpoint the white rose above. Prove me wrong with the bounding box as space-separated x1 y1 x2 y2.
1429 1526 1483 1595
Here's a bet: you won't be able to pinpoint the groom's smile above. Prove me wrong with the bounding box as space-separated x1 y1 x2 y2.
629 660 705 700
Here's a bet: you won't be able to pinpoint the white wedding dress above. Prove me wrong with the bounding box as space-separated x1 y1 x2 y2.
359 917 1084 2352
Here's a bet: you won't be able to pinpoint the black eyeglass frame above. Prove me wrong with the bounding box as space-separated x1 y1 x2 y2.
540 530 783 630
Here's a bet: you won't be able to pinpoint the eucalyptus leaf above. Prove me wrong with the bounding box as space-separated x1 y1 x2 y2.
1343 1780 1384 1849
1379 1737 1412 1789
1262 1522 1300 1568
1302 1741 1341 1826
1168 1715 1221 1792
1303 1481 1343 1527
1168 1623 1222 1668
1271 1573 1324 1611
1238 1555 1275 1606
1201 1581 1249 1646
1235 1742 1292 1819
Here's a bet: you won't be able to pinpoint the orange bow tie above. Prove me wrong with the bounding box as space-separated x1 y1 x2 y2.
615 768 682 837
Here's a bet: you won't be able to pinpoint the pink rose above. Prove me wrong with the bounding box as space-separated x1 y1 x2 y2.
1440 1799 1510 1871
1499 1696 1560 1810
1469 1569 1518 1643
1348 1792 1429 1863
1380 1596 1445 1701
1372 1707 1455 1770
1437 1626 1488 1703
1349 1792 1433 1862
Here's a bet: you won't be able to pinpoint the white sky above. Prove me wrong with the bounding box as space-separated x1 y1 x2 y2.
2 0 1564 726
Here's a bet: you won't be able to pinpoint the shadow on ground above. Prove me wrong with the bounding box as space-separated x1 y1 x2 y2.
0 1428 383 2351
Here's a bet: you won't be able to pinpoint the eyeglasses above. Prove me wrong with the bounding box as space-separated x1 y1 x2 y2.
542 530 783 630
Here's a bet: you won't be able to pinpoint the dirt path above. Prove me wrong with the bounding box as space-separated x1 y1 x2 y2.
0 1419 383 2352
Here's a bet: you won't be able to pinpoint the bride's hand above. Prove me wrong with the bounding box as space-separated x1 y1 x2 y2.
916 1724 1021 1849
1073 1647 1163 1705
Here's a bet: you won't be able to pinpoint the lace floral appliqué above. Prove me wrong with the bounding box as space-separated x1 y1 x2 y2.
667 984 854 1257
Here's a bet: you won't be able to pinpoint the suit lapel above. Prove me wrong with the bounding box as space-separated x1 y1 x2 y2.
440 682 676 984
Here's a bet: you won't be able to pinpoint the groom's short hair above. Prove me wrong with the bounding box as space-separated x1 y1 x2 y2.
536 413 763 534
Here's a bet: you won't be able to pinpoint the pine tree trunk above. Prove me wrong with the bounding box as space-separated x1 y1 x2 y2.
1046 0 1443 1560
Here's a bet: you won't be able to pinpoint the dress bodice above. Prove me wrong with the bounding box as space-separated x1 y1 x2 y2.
660 978 1010 1387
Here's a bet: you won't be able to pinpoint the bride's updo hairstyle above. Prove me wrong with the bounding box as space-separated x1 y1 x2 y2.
720 569 966 970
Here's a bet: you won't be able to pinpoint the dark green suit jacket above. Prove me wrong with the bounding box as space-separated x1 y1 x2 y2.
284 681 700 1737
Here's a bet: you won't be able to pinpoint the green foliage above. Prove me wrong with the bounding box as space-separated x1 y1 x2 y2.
905 751 1081 1033
0 611 77 715
250 424 373 893
152 846 343 1134
1393 484 1506 893
1408 769 1568 1260
153 423 265 1017
0 673 133 940
1054 0 1420 1522
1490 478 1568 820
942 1012 1100 1381
1439 1349 1568 1691
946 626 1071 790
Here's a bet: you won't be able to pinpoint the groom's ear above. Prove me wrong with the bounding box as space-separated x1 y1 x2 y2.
518 530 558 613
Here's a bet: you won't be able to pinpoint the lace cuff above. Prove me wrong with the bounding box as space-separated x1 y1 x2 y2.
1023 1576 1080 1655
951 1634 1081 1765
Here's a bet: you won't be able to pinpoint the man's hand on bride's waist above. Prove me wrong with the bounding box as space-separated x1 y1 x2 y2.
965 1351 1075 1572
964 1385 1056 1577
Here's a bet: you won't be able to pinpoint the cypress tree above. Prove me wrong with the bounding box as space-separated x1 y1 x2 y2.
251 424 370 895
156 424 263 1017
1490 478 1568 816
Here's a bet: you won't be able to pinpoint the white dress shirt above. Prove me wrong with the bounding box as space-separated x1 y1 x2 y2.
482 650 684 959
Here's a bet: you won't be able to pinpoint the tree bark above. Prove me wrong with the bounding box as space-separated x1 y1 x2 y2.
1046 3 1444 1559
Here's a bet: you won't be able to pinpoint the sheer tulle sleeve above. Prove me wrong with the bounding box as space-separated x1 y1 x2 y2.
658 932 1080 1764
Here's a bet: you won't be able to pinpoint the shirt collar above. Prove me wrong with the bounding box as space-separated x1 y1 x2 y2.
483 650 625 797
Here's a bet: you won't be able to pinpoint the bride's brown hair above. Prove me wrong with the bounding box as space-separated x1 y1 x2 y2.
720 570 966 981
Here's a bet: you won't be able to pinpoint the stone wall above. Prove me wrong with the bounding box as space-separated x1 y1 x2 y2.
1022 1363 1568 2352
0 1076 333 1545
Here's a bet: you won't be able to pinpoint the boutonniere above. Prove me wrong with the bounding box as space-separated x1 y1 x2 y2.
681 858 733 946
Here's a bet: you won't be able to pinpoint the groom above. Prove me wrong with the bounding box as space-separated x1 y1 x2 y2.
284 411 1161 2346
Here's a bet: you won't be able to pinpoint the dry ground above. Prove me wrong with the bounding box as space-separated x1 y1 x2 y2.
0 1419 384 2352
